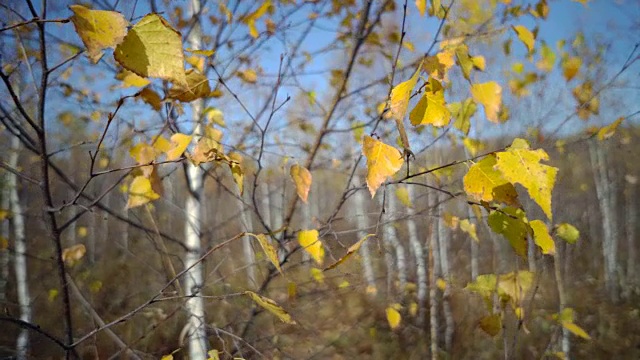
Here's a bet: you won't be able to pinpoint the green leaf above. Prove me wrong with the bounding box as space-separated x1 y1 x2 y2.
479 314 502 337
495 138 558 219
529 220 555 255
488 207 528 257
556 223 580 244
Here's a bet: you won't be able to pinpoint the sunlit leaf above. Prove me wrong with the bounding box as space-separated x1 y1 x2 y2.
244 291 296 324
362 136 404 197
471 82 502 123
562 322 591 340
290 165 312 203
409 78 451 127
69 5 128 63
116 69 150 88
512 25 535 53
204 107 225 127
237 69 258 83
207 349 220 360
556 223 579 244
562 57 581 82
449 98 477 136
460 219 479 243
298 229 324 265
389 63 422 121
167 69 211 102
189 126 223 166
114 14 187 86
495 138 558 219
324 234 375 271
166 133 192 161
463 155 518 206
62 244 86 266
244 1 272 38
529 220 555 255
127 175 160 208
415 0 427 16
248 233 283 275
597 117 624 141
386 306 401 329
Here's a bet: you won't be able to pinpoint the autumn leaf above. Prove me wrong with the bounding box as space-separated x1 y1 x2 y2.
495 138 558 219
597 117 624 141
248 233 283 275
244 1 272 38
290 165 312 203
449 98 477 136
129 142 157 177
237 69 258 83
189 126 223 166
463 155 518 206
139 87 162 110
324 234 375 271
244 291 296 324
415 0 427 16
512 25 536 53
562 57 581 82
389 63 422 121
556 223 579 244
488 207 528 257
116 69 150 88
127 175 160 209
529 220 555 255
386 305 402 329
460 219 479 243
395 187 412 207
298 229 324 265
409 78 451 127
204 107 225 127
572 81 599 120
114 14 187 86
62 244 86 266
69 5 128 63
479 314 502 336
166 133 193 161
167 69 211 102
471 82 502 123
362 136 404 197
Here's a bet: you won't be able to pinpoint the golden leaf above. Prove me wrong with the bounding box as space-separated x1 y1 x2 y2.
512 25 535 53
529 220 555 255
298 229 324 265
471 82 502 123
290 165 312 203
167 69 211 102
389 63 422 121
69 5 128 63
166 133 192 161
324 234 375 271
386 306 402 329
127 175 160 209
245 291 296 324
362 136 404 197
248 233 283 275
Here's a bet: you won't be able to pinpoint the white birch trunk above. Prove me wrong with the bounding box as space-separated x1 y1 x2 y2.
9 136 30 359
625 177 637 290
260 181 272 232
353 175 376 294
467 206 479 281
589 141 619 302
429 217 439 360
239 189 256 287
437 194 453 353
554 241 571 358
184 1 208 357
0 172 9 305
382 192 407 292
406 185 427 325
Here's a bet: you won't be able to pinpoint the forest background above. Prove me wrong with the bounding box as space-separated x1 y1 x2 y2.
0 0 639 359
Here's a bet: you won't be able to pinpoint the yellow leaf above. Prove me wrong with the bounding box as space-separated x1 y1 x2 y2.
139 87 162 111
115 69 150 88
248 233 283 275
244 1 272 38
152 136 172 154
338 280 350 288
495 138 558 219
310 267 325 283
471 82 502 123
463 155 518 206
444 213 459 229
237 69 258 84
409 78 451 127
415 0 427 16
556 223 580 244
395 187 412 207
168 69 211 102
536 42 556 72
230 161 244 195
62 244 86 266
597 117 624 141
529 220 555 255
204 107 225 127
562 321 591 340
449 98 477 136
479 314 502 336
389 62 422 121
436 278 447 291
290 165 312 203
287 282 297 302
69 5 128 63
512 25 535 53
244 291 296 324
298 229 324 265
185 55 205 72
324 234 375 271
166 133 192 161
127 175 160 209
48 289 59 302
562 57 581 82
462 137 485 157
114 14 187 86
386 306 402 329
573 81 599 120
77 226 88 238
471 56 486 71
187 48 216 57
460 219 479 243
189 126 223 166
207 349 220 360
362 136 404 197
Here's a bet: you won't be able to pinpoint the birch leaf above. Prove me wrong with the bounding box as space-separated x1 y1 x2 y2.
139 87 162 111
290 165 312 203
389 63 422 121
324 234 375 271
386 306 401 329
415 0 427 16
114 14 187 86
463 155 518 206
166 133 192 161
597 117 624 141
460 219 479 243
127 175 160 209
471 82 502 123
562 57 581 81
449 98 477 136
529 220 555 255
167 69 211 102
556 223 579 244
189 126 223 166
495 138 558 219
248 233 283 275
129 143 157 177
362 136 404 197
479 314 502 336
204 107 225 127
69 5 128 63
244 1 272 38
62 244 86 266
244 291 296 324
409 79 451 127
512 25 536 53
488 207 528 257
116 69 150 88
562 322 591 340
395 187 412 208
238 69 258 83
298 229 324 265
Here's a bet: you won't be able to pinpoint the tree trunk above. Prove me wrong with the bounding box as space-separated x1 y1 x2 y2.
240 189 256 287
467 206 479 281
625 176 637 293
0 169 9 306
406 185 427 325
184 0 208 357
429 216 439 360
554 240 571 359
9 136 31 359
382 191 407 292
353 175 376 295
437 193 454 354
